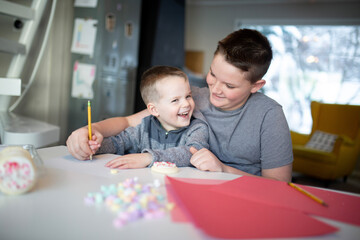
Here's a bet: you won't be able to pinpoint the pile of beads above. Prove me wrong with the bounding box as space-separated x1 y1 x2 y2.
84 177 174 228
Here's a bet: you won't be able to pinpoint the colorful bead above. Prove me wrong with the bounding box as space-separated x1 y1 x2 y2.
84 177 173 229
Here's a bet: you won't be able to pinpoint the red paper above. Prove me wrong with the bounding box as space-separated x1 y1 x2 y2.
211 176 360 226
166 178 226 222
166 177 337 239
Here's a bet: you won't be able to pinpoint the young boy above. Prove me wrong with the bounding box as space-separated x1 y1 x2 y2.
90 66 209 169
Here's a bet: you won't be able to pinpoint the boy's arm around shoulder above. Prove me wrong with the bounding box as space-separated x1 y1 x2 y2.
92 109 149 137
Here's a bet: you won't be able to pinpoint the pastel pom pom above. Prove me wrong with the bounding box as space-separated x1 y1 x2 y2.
84 177 173 229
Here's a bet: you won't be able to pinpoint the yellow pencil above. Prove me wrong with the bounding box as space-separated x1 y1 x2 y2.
88 100 92 160
288 182 328 207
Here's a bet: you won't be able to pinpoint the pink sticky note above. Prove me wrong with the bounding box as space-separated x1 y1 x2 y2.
74 61 78 71
166 177 337 239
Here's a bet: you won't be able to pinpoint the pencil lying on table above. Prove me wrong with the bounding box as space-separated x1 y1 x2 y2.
88 100 92 160
288 182 328 207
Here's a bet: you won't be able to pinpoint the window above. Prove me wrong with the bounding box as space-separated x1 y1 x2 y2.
243 25 360 133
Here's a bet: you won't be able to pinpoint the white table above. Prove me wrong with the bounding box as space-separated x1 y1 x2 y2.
1 146 359 240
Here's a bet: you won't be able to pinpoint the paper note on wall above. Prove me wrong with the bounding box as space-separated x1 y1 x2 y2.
74 0 98 8
71 61 96 99
71 18 97 57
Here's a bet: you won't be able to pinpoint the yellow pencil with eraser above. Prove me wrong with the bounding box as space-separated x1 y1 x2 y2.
88 100 92 160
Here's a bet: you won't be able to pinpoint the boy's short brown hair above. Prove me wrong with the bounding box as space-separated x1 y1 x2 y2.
140 65 188 104
215 28 273 83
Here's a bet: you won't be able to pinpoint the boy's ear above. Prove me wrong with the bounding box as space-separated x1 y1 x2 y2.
250 79 266 93
147 103 159 117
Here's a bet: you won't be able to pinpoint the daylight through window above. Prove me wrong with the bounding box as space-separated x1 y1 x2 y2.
243 25 360 133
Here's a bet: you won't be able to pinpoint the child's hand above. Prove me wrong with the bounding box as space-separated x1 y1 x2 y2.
105 153 152 169
67 126 104 160
89 139 101 154
190 147 224 172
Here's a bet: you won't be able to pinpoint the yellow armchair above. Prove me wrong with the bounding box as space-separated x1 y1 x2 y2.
291 101 360 181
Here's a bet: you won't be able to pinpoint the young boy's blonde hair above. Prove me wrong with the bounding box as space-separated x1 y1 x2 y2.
140 65 189 105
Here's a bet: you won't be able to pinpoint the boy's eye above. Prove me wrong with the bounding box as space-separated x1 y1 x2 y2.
209 68 215 77
171 99 178 103
226 84 235 89
186 95 192 99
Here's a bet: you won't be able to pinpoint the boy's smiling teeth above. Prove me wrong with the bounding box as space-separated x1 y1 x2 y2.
178 111 189 116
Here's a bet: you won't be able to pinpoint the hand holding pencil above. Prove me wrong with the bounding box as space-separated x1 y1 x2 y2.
88 100 93 160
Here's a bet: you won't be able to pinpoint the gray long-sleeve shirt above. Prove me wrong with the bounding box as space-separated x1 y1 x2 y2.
97 115 209 167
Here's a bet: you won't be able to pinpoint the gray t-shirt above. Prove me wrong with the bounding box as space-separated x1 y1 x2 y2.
192 86 293 176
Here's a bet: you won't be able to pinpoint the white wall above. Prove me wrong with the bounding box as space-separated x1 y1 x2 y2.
185 0 360 74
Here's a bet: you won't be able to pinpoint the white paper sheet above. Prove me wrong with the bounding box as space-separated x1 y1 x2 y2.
43 153 118 178
71 61 96 99
74 0 98 8
71 18 98 57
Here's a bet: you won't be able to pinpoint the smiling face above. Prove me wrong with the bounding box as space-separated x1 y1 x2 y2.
206 54 266 111
147 76 195 131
